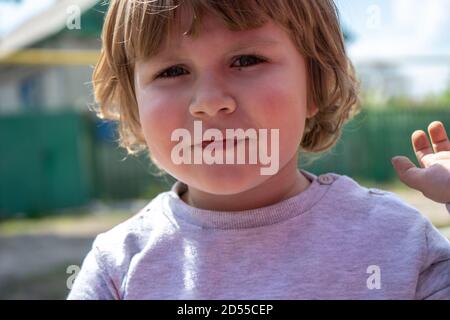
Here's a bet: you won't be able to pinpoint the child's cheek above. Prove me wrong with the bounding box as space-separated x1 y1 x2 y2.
136 93 185 159
256 84 306 131
251 81 307 161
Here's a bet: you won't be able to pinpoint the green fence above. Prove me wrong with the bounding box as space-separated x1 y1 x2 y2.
303 109 450 181
91 141 173 200
0 108 449 217
0 111 94 217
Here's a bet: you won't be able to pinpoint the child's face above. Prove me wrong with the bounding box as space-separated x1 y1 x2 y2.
134 13 315 195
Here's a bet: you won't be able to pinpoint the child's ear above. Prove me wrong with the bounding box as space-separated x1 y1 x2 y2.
306 103 318 119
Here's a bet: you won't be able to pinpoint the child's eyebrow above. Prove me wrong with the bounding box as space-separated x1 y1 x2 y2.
226 38 281 55
148 37 281 64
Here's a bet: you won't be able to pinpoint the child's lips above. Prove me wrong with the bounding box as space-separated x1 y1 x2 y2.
197 138 244 149
201 140 216 148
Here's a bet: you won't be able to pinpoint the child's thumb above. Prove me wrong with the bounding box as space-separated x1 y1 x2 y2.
391 156 423 190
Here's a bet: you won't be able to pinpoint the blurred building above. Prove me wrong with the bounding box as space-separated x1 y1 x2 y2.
0 0 102 114
355 61 409 106
0 0 107 217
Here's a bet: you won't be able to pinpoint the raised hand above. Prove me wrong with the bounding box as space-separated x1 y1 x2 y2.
391 121 450 204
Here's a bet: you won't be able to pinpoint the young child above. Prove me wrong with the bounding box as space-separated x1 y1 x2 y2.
68 0 450 299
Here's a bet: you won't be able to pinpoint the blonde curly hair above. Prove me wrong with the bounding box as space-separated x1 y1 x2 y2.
93 0 359 158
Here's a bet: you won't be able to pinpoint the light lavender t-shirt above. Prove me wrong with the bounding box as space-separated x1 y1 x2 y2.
68 171 450 300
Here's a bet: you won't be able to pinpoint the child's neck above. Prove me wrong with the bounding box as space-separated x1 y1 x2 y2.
180 157 310 211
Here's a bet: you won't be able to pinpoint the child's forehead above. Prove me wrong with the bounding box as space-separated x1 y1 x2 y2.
128 1 296 64
153 14 284 58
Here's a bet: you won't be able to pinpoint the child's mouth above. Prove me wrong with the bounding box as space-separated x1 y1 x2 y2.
201 138 240 149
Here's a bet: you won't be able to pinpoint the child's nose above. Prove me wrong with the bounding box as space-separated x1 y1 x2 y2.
188 75 237 118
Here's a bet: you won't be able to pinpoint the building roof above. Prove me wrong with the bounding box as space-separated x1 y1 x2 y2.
0 0 99 59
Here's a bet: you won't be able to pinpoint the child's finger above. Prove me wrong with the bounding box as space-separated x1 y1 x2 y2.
428 121 450 153
391 156 426 191
411 130 434 168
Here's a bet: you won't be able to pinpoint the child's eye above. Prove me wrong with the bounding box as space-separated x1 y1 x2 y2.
154 55 266 80
231 55 267 68
156 65 188 79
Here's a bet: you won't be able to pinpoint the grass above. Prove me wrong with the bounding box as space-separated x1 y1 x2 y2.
0 206 133 237
0 262 73 300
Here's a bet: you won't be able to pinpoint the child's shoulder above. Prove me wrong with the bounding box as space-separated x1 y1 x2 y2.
325 172 430 229
315 172 440 252
91 191 172 255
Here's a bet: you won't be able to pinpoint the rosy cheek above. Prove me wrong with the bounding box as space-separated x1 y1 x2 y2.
256 89 295 126
254 86 306 152
138 97 188 153
138 91 170 123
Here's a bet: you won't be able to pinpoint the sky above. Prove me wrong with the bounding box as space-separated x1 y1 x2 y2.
0 0 55 36
336 0 450 58
0 0 449 97
335 0 450 97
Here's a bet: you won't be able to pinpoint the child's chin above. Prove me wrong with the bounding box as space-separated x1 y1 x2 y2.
189 166 268 195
